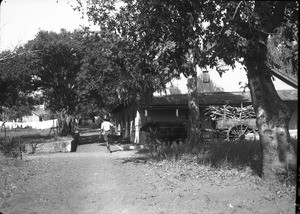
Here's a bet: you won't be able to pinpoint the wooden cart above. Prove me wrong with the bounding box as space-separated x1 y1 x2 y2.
215 117 258 141
205 103 258 141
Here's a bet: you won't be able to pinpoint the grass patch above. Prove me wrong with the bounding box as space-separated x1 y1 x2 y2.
0 157 28 200
146 152 295 199
207 139 262 174
0 129 51 157
143 138 296 189
0 128 74 156
0 128 52 140
0 128 75 200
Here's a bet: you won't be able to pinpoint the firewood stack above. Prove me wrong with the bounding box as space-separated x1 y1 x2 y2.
205 105 256 121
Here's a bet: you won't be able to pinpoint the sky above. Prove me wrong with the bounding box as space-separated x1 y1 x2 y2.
0 0 295 92
170 63 295 93
0 0 87 51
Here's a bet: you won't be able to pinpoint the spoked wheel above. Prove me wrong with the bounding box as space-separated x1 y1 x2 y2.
227 125 257 141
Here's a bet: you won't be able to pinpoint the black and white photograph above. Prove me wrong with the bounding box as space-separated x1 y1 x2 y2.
0 0 298 213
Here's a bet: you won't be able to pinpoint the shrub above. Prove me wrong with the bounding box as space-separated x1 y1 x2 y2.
0 136 22 158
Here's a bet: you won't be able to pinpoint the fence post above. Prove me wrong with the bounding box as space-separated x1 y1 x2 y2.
19 137 22 160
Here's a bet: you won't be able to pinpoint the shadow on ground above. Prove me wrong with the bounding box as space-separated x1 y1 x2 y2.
119 149 153 164
121 156 150 164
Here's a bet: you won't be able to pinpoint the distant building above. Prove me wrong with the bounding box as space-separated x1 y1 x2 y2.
22 105 50 122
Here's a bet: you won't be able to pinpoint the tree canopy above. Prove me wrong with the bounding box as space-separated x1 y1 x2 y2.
76 0 298 94
0 49 36 121
24 29 85 115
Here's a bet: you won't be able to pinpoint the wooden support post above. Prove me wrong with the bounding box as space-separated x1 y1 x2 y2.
19 137 22 160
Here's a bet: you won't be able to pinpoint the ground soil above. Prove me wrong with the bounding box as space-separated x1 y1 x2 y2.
0 129 295 214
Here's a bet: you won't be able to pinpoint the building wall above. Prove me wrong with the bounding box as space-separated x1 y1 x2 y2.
112 103 138 142
112 100 298 143
145 108 188 123
137 108 188 144
22 114 41 122
112 106 188 144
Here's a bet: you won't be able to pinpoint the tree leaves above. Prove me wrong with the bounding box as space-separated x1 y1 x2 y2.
0 50 36 120
24 29 85 115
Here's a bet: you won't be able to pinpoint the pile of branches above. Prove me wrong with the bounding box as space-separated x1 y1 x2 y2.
205 105 256 121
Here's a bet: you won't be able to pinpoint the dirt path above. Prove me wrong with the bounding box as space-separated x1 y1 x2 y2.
0 131 295 214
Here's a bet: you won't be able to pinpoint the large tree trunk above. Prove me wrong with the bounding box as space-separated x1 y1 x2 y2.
58 112 75 136
187 75 202 149
245 57 296 180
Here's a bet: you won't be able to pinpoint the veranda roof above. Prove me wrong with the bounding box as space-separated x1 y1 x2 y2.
111 90 298 112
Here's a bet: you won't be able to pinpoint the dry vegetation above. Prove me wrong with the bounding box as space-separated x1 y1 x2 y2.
0 128 53 200
0 157 32 200
0 128 70 156
205 105 256 120
142 137 297 196
0 128 75 202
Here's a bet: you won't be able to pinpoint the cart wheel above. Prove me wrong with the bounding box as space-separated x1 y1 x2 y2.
227 125 257 141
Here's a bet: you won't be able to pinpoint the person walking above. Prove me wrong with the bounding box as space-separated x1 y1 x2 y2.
100 116 114 153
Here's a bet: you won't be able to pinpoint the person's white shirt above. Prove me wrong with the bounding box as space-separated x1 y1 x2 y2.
101 121 113 131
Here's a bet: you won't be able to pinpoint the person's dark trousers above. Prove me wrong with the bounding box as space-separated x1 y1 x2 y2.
104 131 112 153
